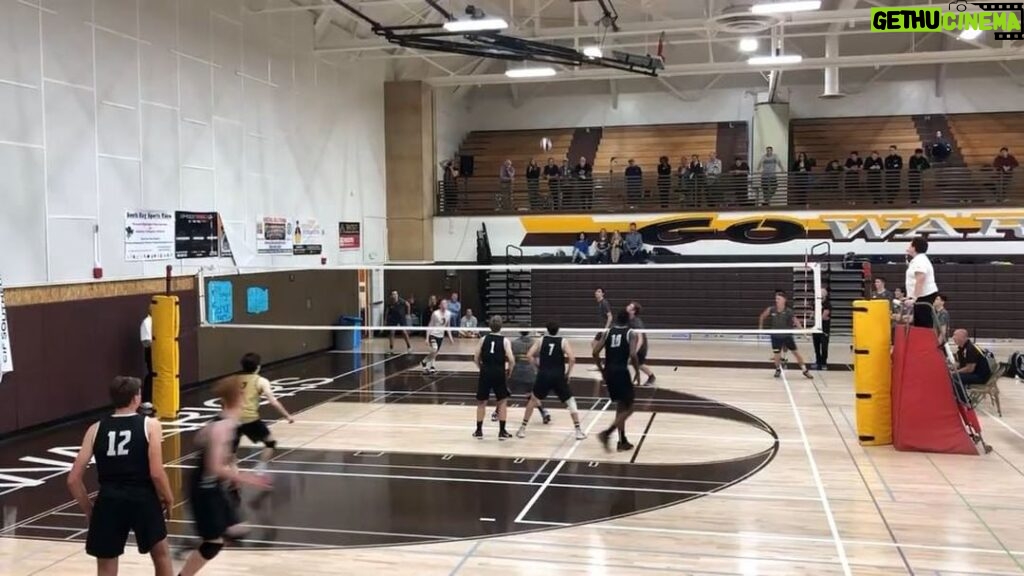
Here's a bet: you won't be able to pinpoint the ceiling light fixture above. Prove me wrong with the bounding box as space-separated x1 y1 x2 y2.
505 66 557 78
750 1 822 14
442 17 508 32
738 37 759 52
747 54 803 65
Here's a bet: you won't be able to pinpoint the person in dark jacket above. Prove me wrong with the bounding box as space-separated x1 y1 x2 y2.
624 159 643 208
791 152 813 206
656 156 671 208
844 151 863 202
543 157 561 209
526 158 542 210
908 148 930 204
883 145 903 204
863 150 884 204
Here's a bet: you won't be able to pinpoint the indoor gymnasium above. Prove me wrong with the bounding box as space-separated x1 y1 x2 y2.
3 0 1024 575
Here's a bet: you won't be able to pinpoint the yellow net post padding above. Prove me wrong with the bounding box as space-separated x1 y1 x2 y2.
150 295 180 419
853 299 892 446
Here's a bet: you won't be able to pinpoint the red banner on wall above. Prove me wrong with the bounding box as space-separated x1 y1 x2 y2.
339 222 361 250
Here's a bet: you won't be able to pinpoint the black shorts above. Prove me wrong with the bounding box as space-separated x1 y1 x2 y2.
533 371 573 403
86 490 167 558
387 315 406 328
429 335 444 352
189 478 240 541
604 367 635 407
477 368 510 401
771 335 797 353
233 419 272 452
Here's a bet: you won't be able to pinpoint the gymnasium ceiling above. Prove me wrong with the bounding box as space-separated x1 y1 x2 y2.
251 0 1024 99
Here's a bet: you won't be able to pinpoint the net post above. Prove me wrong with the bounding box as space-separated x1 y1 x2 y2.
197 267 207 326
812 261 823 332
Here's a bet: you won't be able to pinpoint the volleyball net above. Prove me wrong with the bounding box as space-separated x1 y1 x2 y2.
198 262 824 338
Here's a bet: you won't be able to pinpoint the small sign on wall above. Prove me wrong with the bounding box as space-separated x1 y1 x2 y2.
207 280 233 324
175 211 221 259
246 287 270 315
293 219 324 255
124 210 175 261
339 221 361 250
256 216 294 255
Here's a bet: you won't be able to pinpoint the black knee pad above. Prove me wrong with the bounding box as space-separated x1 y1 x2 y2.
199 541 223 560
264 439 277 449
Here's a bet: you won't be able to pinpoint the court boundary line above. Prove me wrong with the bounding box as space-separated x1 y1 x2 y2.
778 369 852 576
629 412 657 464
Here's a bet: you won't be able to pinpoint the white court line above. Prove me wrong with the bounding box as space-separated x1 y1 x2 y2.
981 409 1024 442
161 462 817 502
778 370 852 576
513 399 612 524
287 419 787 444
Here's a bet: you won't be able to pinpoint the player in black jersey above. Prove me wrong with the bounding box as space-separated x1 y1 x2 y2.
473 316 515 440
67 376 175 576
593 311 640 452
386 290 412 354
178 377 270 576
627 301 656 387
516 322 586 440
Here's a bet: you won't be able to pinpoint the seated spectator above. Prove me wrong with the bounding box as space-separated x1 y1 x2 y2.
994 147 1019 202
890 287 908 323
930 130 952 163
459 308 480 337
571 232 590 264
611 230 623 264
953 329 992 386
594 228 611 264
623 222 646 263
872 277 893 301
934 293 950 344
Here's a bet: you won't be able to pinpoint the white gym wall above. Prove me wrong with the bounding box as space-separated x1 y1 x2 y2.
0 0 387 285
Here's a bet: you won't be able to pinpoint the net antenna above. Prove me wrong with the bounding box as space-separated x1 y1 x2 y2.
199 262 824 337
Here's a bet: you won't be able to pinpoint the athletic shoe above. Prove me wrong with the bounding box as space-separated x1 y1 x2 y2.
498 430 513 441
773 368 782 378
802 369 813 380
427 367 438 375
598 430 612 452
515 427 527 439
574 428 587 440
490 411 498 422
820 365 829 372
541 411 552 425
616 440 635 452
642 375 657 387
420 359 427 368
473 430 483 440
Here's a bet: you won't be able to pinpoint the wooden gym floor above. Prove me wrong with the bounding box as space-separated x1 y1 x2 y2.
2 336 1024 575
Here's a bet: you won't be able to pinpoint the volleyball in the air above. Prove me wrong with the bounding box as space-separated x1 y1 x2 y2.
541 137 553 151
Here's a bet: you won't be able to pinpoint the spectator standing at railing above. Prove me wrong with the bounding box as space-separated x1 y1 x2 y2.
757 146 782 205
625 159 643 208
623 222 646 263
574 156 594 210
498 159 515 210
993 147 1019 202
729 156 750 206
791 152 813 206
705 151 722 204
560 157 573 207
864 150 884 204
526 158 542 210
686 154 706 206
908 148 930 204
843 151 863 202
543 157 561 209
441 159 459 211
823 159 842 201
656 156 672 209
884 145 903 204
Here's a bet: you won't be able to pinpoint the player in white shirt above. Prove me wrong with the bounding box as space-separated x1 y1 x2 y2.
905 237 939 327
421 299 455 374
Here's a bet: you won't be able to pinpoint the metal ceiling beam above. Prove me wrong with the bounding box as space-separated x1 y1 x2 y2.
426 46 1024 86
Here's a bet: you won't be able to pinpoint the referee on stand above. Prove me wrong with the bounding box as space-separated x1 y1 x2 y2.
140 313 155 416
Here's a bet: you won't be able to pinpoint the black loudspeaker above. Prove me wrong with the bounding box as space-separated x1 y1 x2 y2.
460 155 475 177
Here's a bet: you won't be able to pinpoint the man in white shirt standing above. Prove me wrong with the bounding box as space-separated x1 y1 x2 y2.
422 299 455 374
905 237 939 328
140 314 155 415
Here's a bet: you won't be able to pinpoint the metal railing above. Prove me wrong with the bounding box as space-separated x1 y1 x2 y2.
435 168 1023 215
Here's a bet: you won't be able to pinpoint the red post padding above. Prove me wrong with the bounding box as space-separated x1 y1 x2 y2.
891 325 978 455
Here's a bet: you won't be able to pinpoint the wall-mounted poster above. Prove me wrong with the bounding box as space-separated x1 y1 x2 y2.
218 215 232 259
256 216 293 255
339 221 361 250
0 273 13 384
175 211 220 259
124 210 175 262
246 287 270 315
207 280 233 324
292 219 324 255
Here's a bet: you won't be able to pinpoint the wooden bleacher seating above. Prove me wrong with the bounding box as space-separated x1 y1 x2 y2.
593 124 719 174
457 129 574 177
947 113 1024 168
791 116 923 166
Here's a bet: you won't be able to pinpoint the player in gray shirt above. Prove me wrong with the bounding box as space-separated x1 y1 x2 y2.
493 332 551 424
758 291 813 380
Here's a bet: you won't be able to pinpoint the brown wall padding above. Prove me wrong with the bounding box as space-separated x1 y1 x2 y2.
383 270 482 321
197 270 360 381
0 290 197 435
531 268 792 329
871 263 1024 340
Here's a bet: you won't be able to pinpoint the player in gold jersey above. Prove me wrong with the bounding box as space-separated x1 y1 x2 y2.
234 353 294 469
